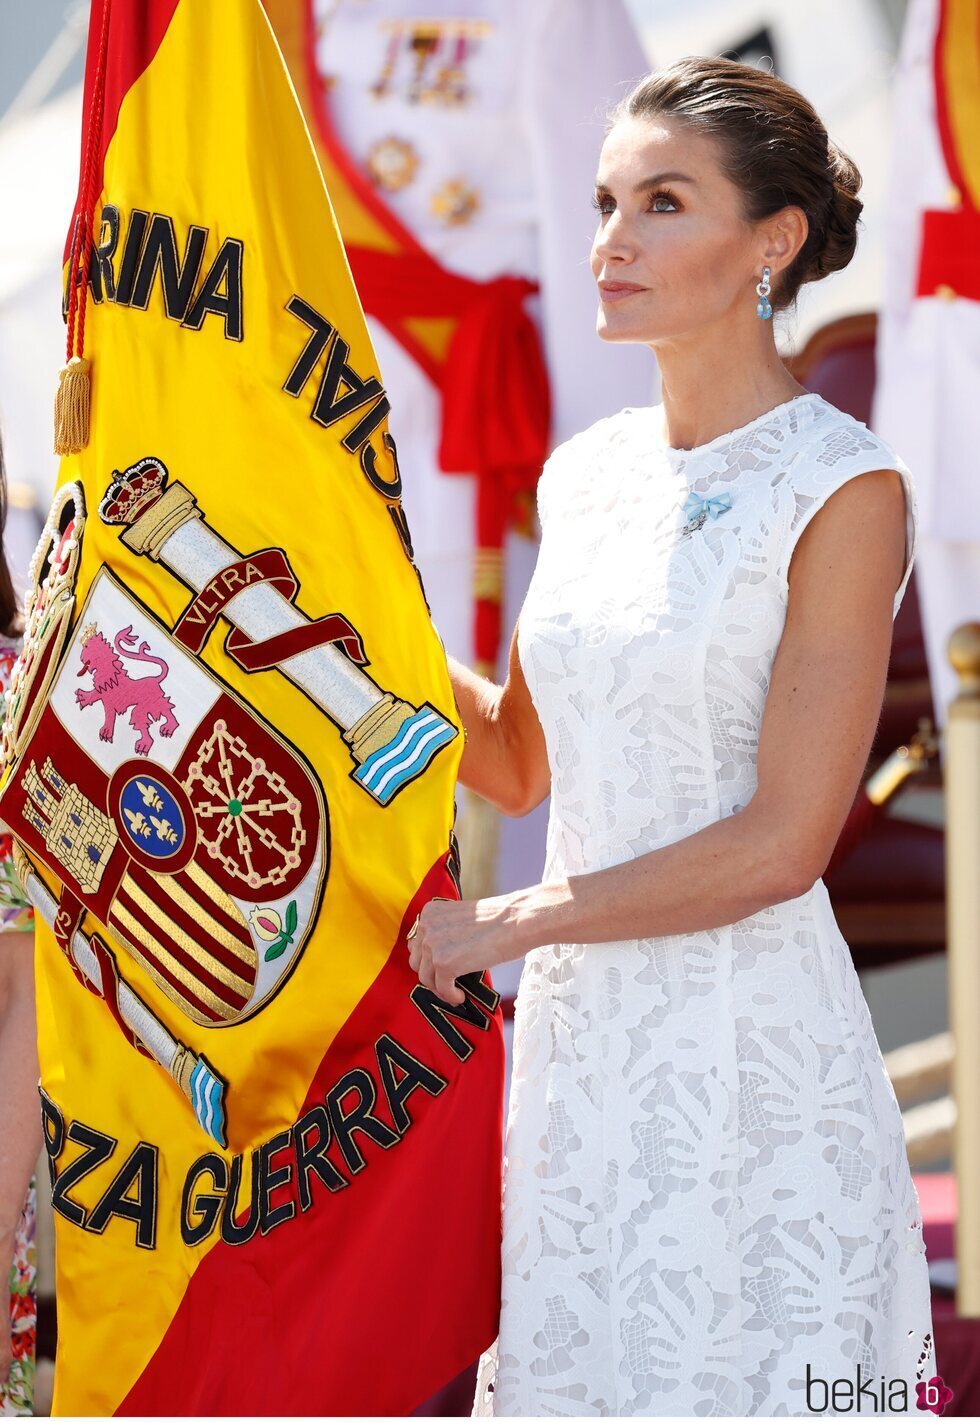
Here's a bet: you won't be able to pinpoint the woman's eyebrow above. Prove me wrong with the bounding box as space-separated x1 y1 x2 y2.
593 171 698 194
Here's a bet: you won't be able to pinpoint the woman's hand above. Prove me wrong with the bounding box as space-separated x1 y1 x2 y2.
406 891 538 1005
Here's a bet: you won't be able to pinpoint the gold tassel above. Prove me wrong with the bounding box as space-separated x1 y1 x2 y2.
457 654 503 901
457 783 502 901
53 355 91 455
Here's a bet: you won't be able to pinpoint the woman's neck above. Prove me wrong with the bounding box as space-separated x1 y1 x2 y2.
650 322 808 451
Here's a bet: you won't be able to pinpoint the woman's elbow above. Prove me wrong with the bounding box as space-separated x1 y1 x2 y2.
744 802 827 904
507 767 551 819
778 838 831 901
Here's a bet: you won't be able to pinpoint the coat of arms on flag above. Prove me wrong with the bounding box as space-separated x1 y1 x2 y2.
0 0 505 1413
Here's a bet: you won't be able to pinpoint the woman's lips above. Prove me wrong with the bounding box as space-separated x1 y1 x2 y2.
599 284 646 302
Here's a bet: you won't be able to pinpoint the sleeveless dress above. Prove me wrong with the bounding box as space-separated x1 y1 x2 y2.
0 632 37 1420
472 392 936 1417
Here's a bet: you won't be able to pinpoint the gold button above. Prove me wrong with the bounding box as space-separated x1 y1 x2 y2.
365 136 420 192
431 179 481 226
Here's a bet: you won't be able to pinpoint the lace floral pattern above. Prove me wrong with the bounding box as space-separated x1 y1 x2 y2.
473 395 935 1416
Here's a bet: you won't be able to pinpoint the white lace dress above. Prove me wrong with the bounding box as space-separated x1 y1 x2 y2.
472 392 936 1417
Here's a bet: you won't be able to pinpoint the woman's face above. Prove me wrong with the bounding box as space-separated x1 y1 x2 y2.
590 114 766 347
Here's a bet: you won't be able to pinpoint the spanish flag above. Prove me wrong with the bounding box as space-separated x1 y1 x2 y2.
0 0 504 1413
263 0 551 677
915 0 980 301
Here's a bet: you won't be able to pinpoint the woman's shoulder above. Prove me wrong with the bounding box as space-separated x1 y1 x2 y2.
772 393 917 534
793 393 911 477
781 395 917 546
772 394 919 617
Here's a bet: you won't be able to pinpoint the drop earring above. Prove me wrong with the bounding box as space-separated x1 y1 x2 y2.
756 266 772 320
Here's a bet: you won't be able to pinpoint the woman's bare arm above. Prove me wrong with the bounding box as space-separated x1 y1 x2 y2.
0 934 41 1387
447 617 551 818
409 469 908 1001
499 468 909 954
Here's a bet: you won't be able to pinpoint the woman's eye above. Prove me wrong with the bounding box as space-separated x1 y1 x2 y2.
591 192 678 215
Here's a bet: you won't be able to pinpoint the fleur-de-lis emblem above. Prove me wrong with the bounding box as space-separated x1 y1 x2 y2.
151 815 178 845
135 779 164 811
681 490 733 537
123 807 152 839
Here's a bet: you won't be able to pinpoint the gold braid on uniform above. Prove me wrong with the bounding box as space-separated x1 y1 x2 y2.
472 546 503 603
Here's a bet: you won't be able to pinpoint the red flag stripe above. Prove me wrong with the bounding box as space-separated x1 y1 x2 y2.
106 906 227 1024
117 852 504 1416
126 865 256 980
64 0 181 265
110 887 249 1018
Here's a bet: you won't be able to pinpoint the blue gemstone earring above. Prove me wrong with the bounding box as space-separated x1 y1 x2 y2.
756 266 772 320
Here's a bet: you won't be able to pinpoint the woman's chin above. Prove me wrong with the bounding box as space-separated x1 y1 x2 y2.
596 317 654 344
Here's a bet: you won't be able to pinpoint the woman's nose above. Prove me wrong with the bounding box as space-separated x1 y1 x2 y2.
593 210 635 263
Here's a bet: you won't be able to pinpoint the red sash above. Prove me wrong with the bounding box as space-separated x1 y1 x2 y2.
263 0 551 669
916 0 980 302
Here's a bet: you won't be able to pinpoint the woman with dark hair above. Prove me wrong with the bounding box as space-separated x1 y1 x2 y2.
407 56 936 1416
0 430 38 1419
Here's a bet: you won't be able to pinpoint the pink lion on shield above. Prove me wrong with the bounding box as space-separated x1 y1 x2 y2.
75 623 179 755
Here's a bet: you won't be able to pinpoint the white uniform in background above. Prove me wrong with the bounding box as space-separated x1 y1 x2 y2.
873 0 980 735
314 0 658 1072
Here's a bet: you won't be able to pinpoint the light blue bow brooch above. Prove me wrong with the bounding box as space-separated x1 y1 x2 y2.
681 489 733 538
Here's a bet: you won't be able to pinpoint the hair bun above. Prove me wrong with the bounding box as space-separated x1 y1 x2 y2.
812 143 863 280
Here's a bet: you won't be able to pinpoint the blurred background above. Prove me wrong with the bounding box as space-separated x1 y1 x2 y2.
3 0 977 1412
